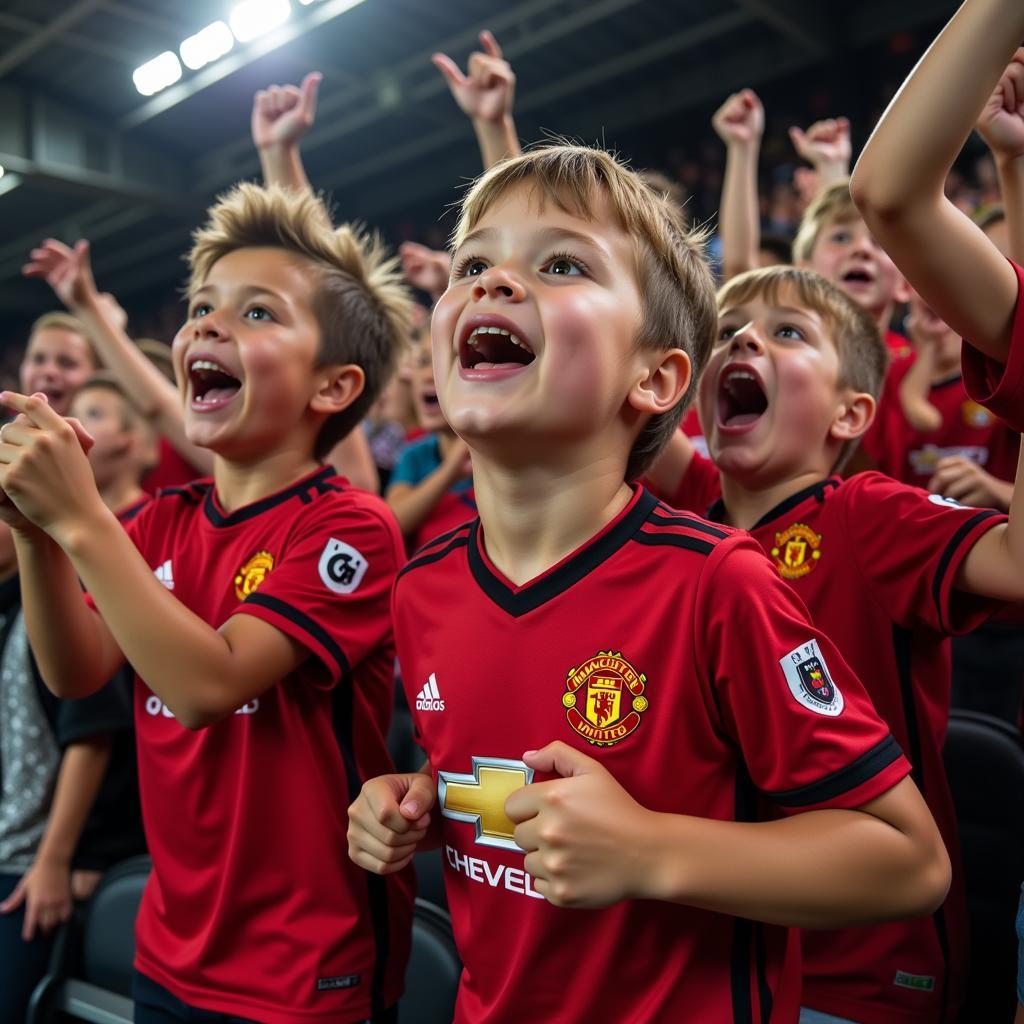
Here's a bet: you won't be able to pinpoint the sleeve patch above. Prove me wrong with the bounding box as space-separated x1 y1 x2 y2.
779 639 844 717
318 538 369 594
928 493 966 509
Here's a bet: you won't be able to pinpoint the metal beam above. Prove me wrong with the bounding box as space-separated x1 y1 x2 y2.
0 12 138 64
0 0 105 78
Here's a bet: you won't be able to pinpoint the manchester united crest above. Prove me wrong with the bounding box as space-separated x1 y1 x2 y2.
770 523 822 580
562 651 648 746
234 550 274 600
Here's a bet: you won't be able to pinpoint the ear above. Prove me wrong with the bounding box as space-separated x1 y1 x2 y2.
627 348 692 417
829 389 875 443
310 363 366 417
892 273 913 305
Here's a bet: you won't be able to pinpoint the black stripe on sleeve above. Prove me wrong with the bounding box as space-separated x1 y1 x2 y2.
650 505 730 539
931 509 1002 631
398 535 469 579
632 532 715 555
242 592 350 679
769 734 904 808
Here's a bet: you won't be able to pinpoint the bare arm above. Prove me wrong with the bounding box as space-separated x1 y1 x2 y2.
252 72 321 193
712 90 763 281
850 0 1024 361
898 349 943 433
789 116 852 192
386 438 470 539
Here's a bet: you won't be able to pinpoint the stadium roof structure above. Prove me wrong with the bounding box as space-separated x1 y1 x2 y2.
0 0 956 333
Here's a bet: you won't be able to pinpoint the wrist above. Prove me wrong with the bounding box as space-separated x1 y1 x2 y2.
34 846 73 870
473 112 514 132
994 150 1024 174
53 503 118 557
630 810 688 901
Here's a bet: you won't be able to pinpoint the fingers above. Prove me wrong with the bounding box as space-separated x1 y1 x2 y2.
523 740 601 778
299 71 322 121
0 392 65 432
479 29 502 59
0 877 25 914
432 52 467 89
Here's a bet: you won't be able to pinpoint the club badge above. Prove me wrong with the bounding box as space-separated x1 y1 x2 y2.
770 522 822 580
234 550 274 600
562 650 648 746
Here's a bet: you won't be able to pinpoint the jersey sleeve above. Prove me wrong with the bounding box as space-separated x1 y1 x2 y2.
961 259 1024 433
839 472 1007 635
232 496 402 688
666 452 722 515
696 534 910 811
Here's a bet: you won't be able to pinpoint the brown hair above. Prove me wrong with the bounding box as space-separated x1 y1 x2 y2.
717 266 888 470
453 144 717 480
188 183 414 459
27 312 98 367
793 179 859 263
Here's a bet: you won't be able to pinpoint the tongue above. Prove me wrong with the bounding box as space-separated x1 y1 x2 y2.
197 386 239 404
472 361 526 371
725 411 762 427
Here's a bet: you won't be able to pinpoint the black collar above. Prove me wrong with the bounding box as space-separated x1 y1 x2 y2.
707 477 839 530
203 466 337 527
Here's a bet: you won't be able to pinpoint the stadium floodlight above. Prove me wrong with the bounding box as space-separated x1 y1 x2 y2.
180 21 235 71
229 0 292 44
132 52 183 96
0 166 5 179
298 0 318 5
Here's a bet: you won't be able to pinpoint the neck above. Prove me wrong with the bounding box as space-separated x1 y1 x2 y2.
99 477 146 516
213 446 321 513
472 455 634 587
718 467 831 531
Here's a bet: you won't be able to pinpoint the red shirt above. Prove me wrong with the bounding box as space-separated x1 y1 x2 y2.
393 487 909 1024
118 467 413 1023
861 354 1019 488
683 464 1006 1024
962 258 1024 435
886 328 912 360
142 437 203 495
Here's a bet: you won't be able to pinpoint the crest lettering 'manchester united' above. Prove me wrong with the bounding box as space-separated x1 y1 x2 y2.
562 651 648 746
770 522 822 580
234 550 274 600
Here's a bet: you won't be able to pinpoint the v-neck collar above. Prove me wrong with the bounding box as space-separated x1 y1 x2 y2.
204 466 337 528
707 477 839 531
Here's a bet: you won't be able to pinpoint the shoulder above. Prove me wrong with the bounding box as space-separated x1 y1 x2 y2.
396 520 474 585
293 476 405 561
629 497 739 559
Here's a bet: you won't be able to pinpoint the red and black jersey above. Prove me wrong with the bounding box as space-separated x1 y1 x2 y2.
394 486 909 1024
861 354 1019 488
701 473 1007 1024
118 467 413 1024
962 259 1024 435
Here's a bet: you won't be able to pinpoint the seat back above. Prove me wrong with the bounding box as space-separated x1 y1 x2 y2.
942 709 1024 1022
401 898 461 1024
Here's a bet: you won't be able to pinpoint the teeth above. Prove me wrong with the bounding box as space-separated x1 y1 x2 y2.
191 359 227 373
466 327 528 349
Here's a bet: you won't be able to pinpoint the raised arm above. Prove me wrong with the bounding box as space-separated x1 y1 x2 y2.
251 71 321 193
433 31 520 170
712 89 764 281
789 116 852 194
386 438 471 540
850 0 1024 362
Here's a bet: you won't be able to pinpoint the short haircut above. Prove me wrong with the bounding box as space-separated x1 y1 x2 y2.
793 179 859 263
28 311 98 366
637 169 688 223
452 144 717 481
717 266 888 470
188 183 413 459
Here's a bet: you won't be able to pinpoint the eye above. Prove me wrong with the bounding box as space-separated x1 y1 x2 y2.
454 255 489 278
718 324 739 341
542 253 584 276
244 306 273 322
829 229 851 245
191 302 212 318
776 324 805 341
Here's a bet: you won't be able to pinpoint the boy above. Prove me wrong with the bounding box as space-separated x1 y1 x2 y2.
652 261 1024 1024
17 312 97 416
348 144 951 1024
2 183 415 1024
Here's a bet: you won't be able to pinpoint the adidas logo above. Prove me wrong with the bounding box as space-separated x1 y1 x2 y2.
154 559 174 591
415 673 445 712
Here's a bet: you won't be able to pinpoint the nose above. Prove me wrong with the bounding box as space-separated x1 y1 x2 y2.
470 266 526 303
193 310 229 341
727 321 765 355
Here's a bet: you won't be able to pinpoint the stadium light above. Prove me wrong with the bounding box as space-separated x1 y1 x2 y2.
229 0 292 44
180 21 235 71
132 51 183 97
0 166 5 180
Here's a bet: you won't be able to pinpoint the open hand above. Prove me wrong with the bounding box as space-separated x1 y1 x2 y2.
399 242 451 301
0 860 73 941
251 71 322 151
23 238 98 312
432 31 515 125
712 89 764 147
976 49 1024 162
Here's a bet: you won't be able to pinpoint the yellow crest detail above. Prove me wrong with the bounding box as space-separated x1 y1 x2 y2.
234 550 275 600
769 523 822 580
563 650 648 747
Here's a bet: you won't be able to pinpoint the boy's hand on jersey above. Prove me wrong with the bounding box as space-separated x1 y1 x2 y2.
22 238 99 312
348 771 436 874
251 72 322 151
789 117 852 178
507 741 655 908
0 859 73 940
432 31 515 125
0 393 100 541
711 89 764 148
976 49 1024 162
399 241 451 300
928 456 1011 510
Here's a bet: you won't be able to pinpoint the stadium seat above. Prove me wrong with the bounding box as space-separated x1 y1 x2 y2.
942 709 1024 1023
387 703 424 774
26 853 151 1024
400 898 461 1024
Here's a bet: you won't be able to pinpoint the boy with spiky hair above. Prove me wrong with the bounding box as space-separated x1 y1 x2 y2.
1 183 414 1024
348 144 951 1024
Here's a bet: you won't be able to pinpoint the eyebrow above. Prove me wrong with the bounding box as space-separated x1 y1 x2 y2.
456 224 613 263
190 284 291 306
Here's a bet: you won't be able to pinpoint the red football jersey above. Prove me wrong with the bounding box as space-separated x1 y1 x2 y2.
116 467 413 1023
861 354 1019 488
394 487 910 1024
961 259 1024 435
697 473 1007 1024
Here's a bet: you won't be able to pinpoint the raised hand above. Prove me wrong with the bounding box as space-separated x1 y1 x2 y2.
348 770 436 874
432 30 515 125
712 89 764 148
251 71 322 151
789 117 852 179
399 242 451 301
976 49 1024 161
22 238 98 312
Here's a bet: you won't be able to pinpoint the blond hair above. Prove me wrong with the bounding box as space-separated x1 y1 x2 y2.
453 144 717 480
28 311 98 367
188 183 413 459
793 179 860 263
717 266 887 470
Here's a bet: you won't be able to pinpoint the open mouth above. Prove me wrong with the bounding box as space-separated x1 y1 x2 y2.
188 357 241 407
841 268 874 286
420 387 442 413
459 325 535 371
717 367 768 428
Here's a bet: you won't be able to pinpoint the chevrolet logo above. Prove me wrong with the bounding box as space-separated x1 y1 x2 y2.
437 757 533 851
